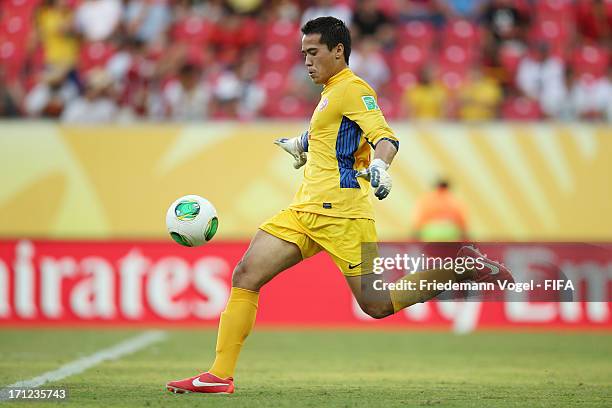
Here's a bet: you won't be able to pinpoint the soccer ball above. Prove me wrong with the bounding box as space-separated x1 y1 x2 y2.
166 195 218 247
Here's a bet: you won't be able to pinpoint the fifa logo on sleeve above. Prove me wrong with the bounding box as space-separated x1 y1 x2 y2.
361 96 379 111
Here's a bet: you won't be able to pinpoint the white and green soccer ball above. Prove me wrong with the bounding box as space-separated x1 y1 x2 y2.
166 195 218 247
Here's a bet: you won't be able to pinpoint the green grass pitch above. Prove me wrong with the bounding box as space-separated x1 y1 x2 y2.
0 329 610 407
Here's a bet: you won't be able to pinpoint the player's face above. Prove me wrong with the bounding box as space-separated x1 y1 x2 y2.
301 34 342 85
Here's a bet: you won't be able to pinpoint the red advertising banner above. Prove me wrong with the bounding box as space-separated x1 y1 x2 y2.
0 240 610 330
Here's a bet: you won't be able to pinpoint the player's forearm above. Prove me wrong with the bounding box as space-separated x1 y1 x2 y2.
373 139 398 166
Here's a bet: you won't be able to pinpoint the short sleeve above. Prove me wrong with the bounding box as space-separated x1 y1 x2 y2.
342 81 398 148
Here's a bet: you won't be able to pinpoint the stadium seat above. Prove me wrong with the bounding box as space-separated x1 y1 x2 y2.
263 94 308 118
184 44 207 67
441 19 481 49
0 14 31 43
439 45 473 69
213 17 259 49
501 96 543 120
392 45 428 74
0 0 40 19
392 71 418 91
171 17 215 46
438 68 467 91
263 21 299 47
499 44 526 83
0 37 26 80
391 44 429 91
436 45 472 90
258 70 289 98
377 94 400 120
262 43 297 73
536 0 574 20
572 44 609 79
79 42 116 73
530 18 570 57
397 21 435 50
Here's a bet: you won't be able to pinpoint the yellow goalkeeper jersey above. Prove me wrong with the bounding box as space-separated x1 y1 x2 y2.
288 68 398 220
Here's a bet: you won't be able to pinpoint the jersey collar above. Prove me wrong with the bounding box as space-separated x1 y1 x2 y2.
324 67 352 88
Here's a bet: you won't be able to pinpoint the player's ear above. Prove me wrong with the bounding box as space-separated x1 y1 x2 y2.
335 43 344 60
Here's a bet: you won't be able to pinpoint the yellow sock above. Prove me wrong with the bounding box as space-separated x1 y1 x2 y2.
389 268 457 313
209 287 259 379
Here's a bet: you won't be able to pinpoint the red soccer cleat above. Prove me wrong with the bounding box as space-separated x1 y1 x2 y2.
457 245 515 284
166 372 234 394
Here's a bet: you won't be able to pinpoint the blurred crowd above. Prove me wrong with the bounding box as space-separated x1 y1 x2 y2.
0 0 610 122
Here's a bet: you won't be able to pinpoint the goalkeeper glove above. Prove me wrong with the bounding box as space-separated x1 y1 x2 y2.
274 131 308 169
356 158 392 200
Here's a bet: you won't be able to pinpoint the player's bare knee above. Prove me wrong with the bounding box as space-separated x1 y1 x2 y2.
231 260 261 291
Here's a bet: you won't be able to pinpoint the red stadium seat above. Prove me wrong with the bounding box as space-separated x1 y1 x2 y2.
392 45 428 74
512 0 532 16
439 45 473 69
391 44 429 91
501 96 543 120
171 17 215 46
263 21 299 47
6 0 40 5
79 42 116 73
575 0 612 41
0 0 40 19
377 94 400 120
530 18 570 58
258 70 289 98
438 68 467 91
536 0 574 20
436 45 472 90
394 71 418 90
499 44 526 82
334 0 354 7
184 44 207 67
397 21 435 49
0 36 26 80
213 17 259 49
263 94 308 118
262 43 297 73
0 14 31 42
572 45 609 79
441 19 481 49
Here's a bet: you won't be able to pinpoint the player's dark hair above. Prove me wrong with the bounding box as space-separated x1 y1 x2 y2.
301 16 351 64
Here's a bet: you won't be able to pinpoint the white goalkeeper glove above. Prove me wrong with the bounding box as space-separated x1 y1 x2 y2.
356 158 392 200
274 131 308 169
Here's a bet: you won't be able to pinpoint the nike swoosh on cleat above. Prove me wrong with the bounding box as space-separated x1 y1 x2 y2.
483 261 500 275
192 378 229 387
348 262 363 270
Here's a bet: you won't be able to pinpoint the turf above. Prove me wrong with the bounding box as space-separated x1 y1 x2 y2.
0 329 610 407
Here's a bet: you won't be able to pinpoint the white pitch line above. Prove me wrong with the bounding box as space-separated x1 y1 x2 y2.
0 330 167 401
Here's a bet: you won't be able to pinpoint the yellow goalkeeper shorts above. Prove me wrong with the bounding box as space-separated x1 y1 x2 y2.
259 209 377 277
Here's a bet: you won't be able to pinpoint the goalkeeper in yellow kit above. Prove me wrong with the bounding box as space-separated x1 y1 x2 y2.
166 16 513 394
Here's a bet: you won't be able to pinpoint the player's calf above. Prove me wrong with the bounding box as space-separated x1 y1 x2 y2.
356 299 395 319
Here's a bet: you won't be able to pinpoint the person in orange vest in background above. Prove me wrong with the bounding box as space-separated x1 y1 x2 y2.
412 178 468 242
